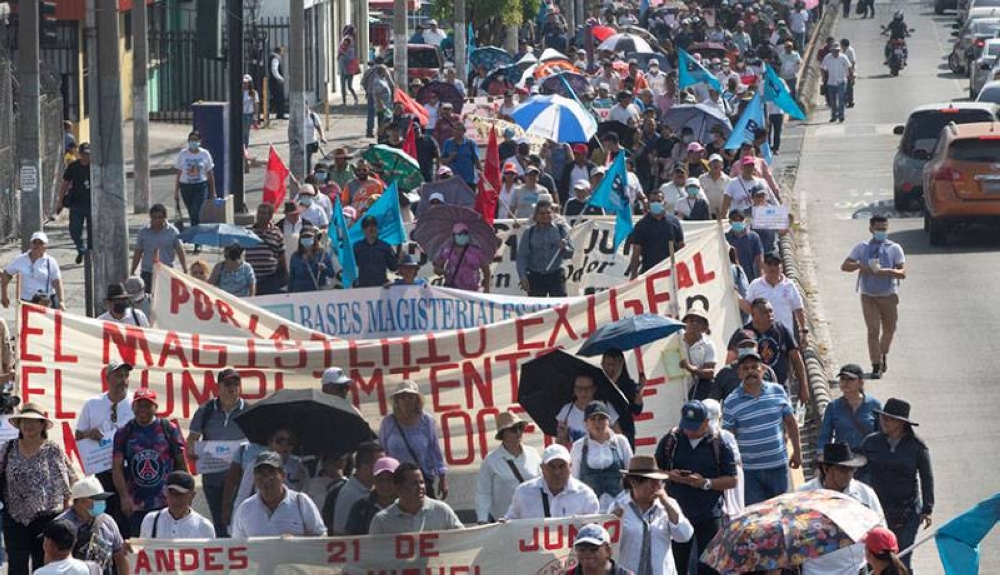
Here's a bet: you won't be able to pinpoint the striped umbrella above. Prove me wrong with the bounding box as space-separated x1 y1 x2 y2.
510 94 598 143
598 33 654 54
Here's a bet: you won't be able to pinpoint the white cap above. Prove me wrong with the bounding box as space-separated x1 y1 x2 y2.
242 74 253 83
71 476 112 500
708 153 724 164
429 192 446 203
574 524 611 546
30 231 49 244
573 180 591 191
542 444 572 464
685 177 701 188
321 367 352 387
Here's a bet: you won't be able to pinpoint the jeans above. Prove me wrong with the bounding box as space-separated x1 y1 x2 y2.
673 516 722 575
793 30 806 52
828 82 846 121
242 113 254 149
769 113 785 151
366 97 376 137
841 0 851 16
526 270 567 297
141 271 154 295
341 73 358 104
203 472 229 538
180 181 208 227
3 511 57 575
743 466 788 506
846 77 855 106
889 509 921 572
68 205 92 254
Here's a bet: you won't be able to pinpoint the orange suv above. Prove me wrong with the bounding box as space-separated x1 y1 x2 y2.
922 121 1000 245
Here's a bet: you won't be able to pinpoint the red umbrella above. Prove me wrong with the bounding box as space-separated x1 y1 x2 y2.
593 25 617 42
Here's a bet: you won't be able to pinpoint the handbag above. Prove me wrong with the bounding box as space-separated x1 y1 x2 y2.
347 58 360 75
0 438 17 505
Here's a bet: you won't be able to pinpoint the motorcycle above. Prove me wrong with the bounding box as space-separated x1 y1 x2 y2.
888 38 907 76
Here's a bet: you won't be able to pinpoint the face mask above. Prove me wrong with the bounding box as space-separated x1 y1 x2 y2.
187 141 200 151
686 187 700 197
299 196 313 206
227 250 241 261
649 201 665 215
91 500 106 516
731 221 746 233
301 238 315 248
454 233 470 246
737 346 756 359
314 172 327 182
872 231 888 242
112 302 129 314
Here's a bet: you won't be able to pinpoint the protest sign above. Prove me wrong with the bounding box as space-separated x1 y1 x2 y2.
22 228 739 511
129 515 619 574
752 205 791 230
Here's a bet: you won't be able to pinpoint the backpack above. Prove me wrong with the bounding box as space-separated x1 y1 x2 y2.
119 418 183 477
321 477 349 534
655 427 721 472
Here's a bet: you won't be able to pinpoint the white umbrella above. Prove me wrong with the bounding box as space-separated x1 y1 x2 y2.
510 94 598 143
598 33 654 54
539 48 570 62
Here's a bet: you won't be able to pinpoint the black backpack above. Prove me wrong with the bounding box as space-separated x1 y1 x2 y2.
655 427 721 472
320 477 349 534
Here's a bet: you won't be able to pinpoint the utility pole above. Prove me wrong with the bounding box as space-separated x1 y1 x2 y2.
454 0 466 82
227 0 245 212
132 0 149 214
84 0 101 316
93 0 128 297
287 0 306 180
392 0 407 88
16 0 42 252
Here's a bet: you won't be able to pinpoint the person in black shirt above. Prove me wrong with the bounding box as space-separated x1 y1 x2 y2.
564 181 606 218
54 142 92 264
627 188 685 280
353 216 399 287
415 124 440 183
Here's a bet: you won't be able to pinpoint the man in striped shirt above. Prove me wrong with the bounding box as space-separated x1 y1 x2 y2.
244 202 287 295
722 351 802 506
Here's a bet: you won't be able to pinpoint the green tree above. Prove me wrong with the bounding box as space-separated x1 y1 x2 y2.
431 0 525 45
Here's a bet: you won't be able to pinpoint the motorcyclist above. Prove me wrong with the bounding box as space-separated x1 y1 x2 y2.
883 11 911 65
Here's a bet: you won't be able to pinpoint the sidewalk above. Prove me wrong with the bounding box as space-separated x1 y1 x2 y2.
122 103 375 177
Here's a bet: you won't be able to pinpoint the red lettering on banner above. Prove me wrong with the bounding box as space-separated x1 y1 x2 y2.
154 548 176 572
462 359 494 408
246 313 263 338
430 364 461 412
203 547 224 571
229 547 249 569
193 287 215 321
545 304 579 348
388 365 421 381
60 422 81 469
53 370 76 419
169 277 190 314
274 339 307 369
441 411 475 465
134 549 152 573
20 366 46 406
19 305 44 362
235 370 271 401
643 269 673 315
608 286 621 322
514 315 546 350
457 327 487 359
311 333 336 367
179 548 200 569
417 333 451 365
349 339 376 368
495 351 531 400
353 369 386 414
103 323 154 367
380 337 412 366
181 372 215 418
159 331 189 367
214 299 238 327
475 407 500 458
269 324 291 341
327 539 361 563
191 335 228 368
694 251 717 283
53 312 78 363
394 533 440 558
675 261 693 290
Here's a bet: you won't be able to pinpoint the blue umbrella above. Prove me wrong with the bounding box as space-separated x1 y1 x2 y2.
179 224 262 247
470 46 513 71
510 94 598 143
577 314 685 357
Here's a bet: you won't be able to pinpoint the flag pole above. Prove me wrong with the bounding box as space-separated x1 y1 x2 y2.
898 528 940 560
667 239 680 317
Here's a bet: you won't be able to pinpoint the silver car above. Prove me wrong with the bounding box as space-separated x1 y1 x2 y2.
969 39 1000 96
892 102 1000 211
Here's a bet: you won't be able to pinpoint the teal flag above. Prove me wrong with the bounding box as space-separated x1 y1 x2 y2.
347 181 408 246
678 48 722 92
328 196 358 288
763 63 806 120
936 493 1000 575
724 93 773 164
587 153 633 250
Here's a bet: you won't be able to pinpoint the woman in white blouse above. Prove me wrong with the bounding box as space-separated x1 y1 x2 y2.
475 412 541 524
609 455 694 575
571 402 633 508
679 306 717 401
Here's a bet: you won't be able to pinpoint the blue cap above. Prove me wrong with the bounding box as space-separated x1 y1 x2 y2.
679 400 707 431
574 523 611 547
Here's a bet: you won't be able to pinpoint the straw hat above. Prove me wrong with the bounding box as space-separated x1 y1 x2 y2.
619 455 668 480
494 412 528 440
9 402 54 430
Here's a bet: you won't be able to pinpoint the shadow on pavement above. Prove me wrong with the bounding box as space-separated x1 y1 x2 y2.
889 225 1000 254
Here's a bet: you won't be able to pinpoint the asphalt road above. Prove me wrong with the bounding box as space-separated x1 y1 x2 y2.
798 2 1000 573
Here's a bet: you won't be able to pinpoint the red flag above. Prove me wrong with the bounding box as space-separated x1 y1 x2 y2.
262 145 290 207
402 120 417 160
475 127 501 225
394 88 428 128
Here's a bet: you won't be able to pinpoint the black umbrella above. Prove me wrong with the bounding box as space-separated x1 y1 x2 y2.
234 389 375 457
517 349 629 437
416 81 465 114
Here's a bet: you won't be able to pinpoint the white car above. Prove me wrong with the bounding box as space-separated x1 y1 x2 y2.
969 38 1000 96
976 79 1000 102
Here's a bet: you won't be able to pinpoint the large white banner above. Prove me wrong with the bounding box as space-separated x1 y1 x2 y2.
128 515 619 574
19 228 738 511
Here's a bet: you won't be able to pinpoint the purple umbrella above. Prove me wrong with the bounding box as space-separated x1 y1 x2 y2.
417 81 465 113
540 72 591 99
416 178 476 216
411 205 499 264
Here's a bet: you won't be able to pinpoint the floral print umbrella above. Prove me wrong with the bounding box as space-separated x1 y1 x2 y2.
701 489 882 574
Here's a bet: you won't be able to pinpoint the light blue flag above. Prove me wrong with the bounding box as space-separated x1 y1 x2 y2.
588 153 634 250
935 493 1000 575
328 196 358 289
347 181 408 246
639 0 650 20
724 93 773 164
467 23 475 72
678 49 722 92
763 63 805 120
536 1 549 30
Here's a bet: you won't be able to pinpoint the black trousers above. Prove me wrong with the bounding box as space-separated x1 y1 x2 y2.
3 510 58 575
269 78 285 119
673 516 721 575
527 270 567 297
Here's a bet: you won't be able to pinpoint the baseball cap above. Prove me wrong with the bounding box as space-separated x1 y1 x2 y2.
584 401 612 420
217 368 241 384
685 177 701 189
573 180 591 191
107 361 133 373
43 520 77 550
572 143 588 155
30 231 49 244
429 192 446 203
503 162 519 174
322 366 352 387
837 364 865 380
373 457 400 477
574 524 611 547
763 250 782 263
132 388 158 405
740 155 757 166
738 350 763 363
78 143 91 154
70 476 113 500
166 471 196 493
437 165 453 176
708 153 724 164
864 527 899 554
253 450 284 471
687 141 705 153
242 74 253 83
679 400 708 431
542 444 572 465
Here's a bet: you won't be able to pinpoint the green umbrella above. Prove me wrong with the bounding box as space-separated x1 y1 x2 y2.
361 145 424 192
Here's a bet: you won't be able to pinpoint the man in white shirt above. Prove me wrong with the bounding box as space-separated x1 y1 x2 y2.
778 42 803 100
140 471 216 539
799 443 885 575
744 252 807 343
699 154 731 218
722 156 775 216
789 5 810 52
608 91 641 125
296 184 330 229
34 520 91 575
505 444 600 519
821 44 852 123
645 61 667 95
97 282 150 326
840 38 858 108
231 451 327 537
1 231 64 308
421 19 446 46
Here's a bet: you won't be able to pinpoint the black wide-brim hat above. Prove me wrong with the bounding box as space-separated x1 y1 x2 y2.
873 398 918 426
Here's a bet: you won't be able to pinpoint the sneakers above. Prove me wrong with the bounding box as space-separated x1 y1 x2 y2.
870 364 882 379
75 252 84 264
